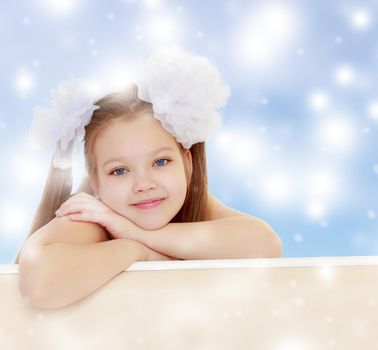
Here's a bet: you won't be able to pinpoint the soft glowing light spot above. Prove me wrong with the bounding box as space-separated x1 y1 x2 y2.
14 69 34 97
233 137 261 166
368 101 378 121
367 210 376 220
307 170 339 201
351 9 372 30
373 164 378 175
215 130 263 168
318 117 357 153
38 0 79 15
215 131 233 147
234 3 299 69
317 266 336 284
306 201 326 219
260 172 292 204
11 154 45 188
308 91 329 111
276 338 315 350
146 16 180 44
143 0 161 10
293 233 303 243
334 65 355 86
100 61 137 91
0 203 29 233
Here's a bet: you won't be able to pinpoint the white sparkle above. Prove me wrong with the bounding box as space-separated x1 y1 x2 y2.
234 3 300 69
259 172 292 204
0 202 30 233
351 9 372 30
368 101 378 121
308 90 330 111
306 169 340 202
306 201 326 219
38 0 79 15
335 64 355 86
276 338 315 350
145 15 180 44
317 266 336 283
11 153 46 188
143 0 161 10
317 116 357 153
14 69 35 97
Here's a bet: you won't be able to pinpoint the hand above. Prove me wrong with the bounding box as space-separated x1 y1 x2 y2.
55 192 140 240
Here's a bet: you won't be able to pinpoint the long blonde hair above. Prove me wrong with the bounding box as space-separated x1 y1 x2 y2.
14 83 209 264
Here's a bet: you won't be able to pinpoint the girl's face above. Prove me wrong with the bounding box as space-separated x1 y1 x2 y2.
91 113 192 230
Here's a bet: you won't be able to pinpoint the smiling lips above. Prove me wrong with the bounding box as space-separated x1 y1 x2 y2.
132 198 165 209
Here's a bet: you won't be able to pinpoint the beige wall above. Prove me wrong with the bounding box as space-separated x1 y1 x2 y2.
1 256 377 349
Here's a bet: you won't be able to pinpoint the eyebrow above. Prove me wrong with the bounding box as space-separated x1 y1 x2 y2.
102 147 175 168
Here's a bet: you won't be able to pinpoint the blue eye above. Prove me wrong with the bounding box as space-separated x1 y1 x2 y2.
112 168 126 176
110 159 170 176
156 159 169 166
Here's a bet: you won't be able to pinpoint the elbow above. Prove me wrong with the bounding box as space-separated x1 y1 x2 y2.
19 272 61 309
260 221 283 259
18 251 58 309
267 228 283 258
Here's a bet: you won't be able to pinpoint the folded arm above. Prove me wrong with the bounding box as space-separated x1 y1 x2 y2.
132 216 282 260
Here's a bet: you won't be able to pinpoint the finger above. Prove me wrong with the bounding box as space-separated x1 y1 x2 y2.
57 198 98 212
69 212 96 222
56 204 99 216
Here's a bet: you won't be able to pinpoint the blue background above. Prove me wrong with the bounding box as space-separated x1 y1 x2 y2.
1 0 378 263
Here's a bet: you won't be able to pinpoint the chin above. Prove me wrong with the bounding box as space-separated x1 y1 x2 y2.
134 218 170 231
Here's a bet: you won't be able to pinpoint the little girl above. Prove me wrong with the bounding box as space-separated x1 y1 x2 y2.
16 46 282 308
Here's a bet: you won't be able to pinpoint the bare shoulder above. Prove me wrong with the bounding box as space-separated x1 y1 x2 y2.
207 193 251 220
26 216 110 248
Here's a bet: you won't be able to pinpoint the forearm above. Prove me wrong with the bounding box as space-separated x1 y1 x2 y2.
135 217 282 260
19 239 142 309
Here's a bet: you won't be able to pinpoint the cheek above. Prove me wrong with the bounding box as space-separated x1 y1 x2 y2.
165 167 187 189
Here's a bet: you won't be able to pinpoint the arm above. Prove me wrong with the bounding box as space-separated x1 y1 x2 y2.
133 216 282 260
18 216 174 309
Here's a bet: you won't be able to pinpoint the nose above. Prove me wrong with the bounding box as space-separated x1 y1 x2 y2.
133 173 158 193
